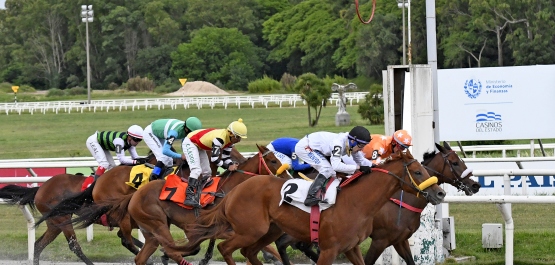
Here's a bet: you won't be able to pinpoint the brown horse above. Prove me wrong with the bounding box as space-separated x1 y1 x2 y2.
163 150 445 265
91 144 288 265
274 141 481 265
0 174 96 265
0 151 157 265
33 152 167 259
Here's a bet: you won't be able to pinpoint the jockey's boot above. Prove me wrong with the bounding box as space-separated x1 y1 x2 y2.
304 173 327 207
93 166 106 182
149 162 165 181
184 178 200 207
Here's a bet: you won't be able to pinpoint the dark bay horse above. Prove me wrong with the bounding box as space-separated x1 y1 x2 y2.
0 174 96 265
78 144 288 265
164 150 446 265
275 141 481 265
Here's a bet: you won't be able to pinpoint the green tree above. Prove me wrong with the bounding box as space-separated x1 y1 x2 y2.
263 0 348 76
293 73 330 127
170 27 263 90
357 84 384 125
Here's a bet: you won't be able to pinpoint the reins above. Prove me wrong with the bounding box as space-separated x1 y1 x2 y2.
215 149 275 193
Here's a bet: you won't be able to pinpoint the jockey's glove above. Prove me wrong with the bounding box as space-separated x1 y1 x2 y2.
134 158 148 165
359 165 372 174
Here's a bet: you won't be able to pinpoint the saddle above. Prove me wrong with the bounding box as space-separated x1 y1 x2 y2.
126 164 179 190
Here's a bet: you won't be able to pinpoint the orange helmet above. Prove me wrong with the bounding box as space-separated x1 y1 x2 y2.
393 130 412 148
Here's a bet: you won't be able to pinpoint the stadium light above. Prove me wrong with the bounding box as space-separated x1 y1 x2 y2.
81 5 93 104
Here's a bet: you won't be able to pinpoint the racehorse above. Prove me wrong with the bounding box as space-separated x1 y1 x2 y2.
72 144 288 265
35 147 248 261
0 152 158 265
162 150 446 265
274 141 481 265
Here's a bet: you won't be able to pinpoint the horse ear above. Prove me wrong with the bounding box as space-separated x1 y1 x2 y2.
443 141 452 151
435 142 444 152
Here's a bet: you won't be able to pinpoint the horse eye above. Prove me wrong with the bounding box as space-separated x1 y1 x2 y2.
415 171 421 175
452 162 459 166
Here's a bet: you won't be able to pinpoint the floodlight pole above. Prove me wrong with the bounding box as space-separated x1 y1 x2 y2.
81 5 93 104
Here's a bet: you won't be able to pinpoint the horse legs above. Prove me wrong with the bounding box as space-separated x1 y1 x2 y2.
393 240 416 265
363 237 391 265
242 224 284 265
34 222 63 265
261 245 283 265
116 214 141 255
50 217 94 265
198 239 216 265
315 248 340 265
275 234 294 265
343 246 364 265
135 231 160 265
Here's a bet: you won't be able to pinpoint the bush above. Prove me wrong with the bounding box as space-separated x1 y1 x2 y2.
0 82 13 93
107 82 119 90
66 87 87 95
66 75 80 88
46 88 65 97
127 76 155 92
247 76 281 93
154 85 179 94
280 73 297 91
18 85 36 93
357 84 384 125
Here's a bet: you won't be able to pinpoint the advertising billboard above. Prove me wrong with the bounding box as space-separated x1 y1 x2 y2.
438 65 555 141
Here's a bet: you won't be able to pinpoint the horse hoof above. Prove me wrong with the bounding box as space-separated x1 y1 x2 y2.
274 261 283 265
161 255 169 265
199 259 209 265
145 258 154 265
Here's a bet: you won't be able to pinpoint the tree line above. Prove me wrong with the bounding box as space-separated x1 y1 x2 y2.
0 0 553 91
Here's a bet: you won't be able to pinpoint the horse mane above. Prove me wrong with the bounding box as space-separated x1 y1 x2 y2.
422 150 437 163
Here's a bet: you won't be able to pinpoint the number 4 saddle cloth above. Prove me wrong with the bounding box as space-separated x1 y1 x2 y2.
125 164 178 190
159 174 221 209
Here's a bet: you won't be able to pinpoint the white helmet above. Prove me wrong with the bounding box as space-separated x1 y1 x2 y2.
127 125 144 139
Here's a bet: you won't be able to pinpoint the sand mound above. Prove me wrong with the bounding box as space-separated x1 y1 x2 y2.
166 81 229 96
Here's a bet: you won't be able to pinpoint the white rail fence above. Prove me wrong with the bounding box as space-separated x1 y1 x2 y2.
2 162 555 263
0 92 369 115
451 143 555 158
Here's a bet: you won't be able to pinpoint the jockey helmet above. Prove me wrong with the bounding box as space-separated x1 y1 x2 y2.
228 118 248 138
185 117 202 132
393 129 412 148
127 125 144 139
348 126 371 147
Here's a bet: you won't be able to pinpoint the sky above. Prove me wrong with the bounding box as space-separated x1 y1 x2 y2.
0 0 5 9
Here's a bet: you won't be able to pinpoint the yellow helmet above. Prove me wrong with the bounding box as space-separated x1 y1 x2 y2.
228 118 248 138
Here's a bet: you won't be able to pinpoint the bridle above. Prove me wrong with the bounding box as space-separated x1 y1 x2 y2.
422 150 474 193
371 158 438 200
235 150 275 176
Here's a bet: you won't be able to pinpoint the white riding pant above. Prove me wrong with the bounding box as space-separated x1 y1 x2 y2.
143 125 173 167
266 143 292 167
294 137 335 179
86 133 116 170
182 138 212 180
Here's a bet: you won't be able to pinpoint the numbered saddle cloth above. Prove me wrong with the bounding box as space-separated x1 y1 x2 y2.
159 174 221 209
125 165 178 190
279 178 340 213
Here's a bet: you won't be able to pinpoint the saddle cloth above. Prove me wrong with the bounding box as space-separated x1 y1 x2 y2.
279 178 340 213
126 165 178 190
159 174 221 209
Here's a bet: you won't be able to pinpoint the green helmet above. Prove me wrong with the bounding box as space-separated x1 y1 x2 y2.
185 117 202 132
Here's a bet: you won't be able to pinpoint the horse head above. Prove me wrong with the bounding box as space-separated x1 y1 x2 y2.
422 142 480 195
378 150 445 205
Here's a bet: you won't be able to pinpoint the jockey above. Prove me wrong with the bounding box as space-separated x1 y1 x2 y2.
294 126 373 207
86 125 146 181
143 117 203 181
267 137 311 173
181 118 247 207
362 129 413 165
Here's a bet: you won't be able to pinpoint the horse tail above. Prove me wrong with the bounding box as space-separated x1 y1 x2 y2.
71 192 134 229
34 181 96 228
0 185 39 211
164 198 231 254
